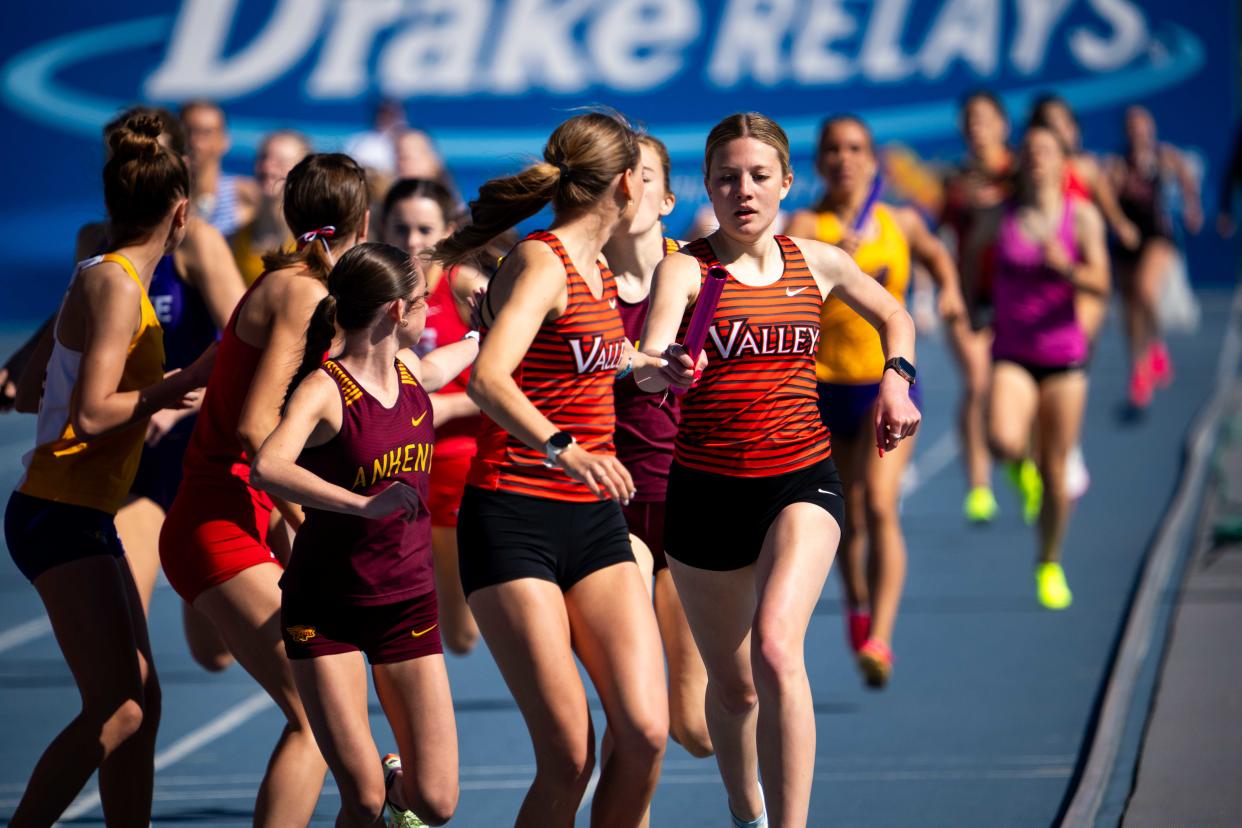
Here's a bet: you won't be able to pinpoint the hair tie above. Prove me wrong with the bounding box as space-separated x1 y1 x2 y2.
297 225 337 262
554 161 571 179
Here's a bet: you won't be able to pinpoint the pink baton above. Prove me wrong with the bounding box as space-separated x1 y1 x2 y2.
672 265 728 396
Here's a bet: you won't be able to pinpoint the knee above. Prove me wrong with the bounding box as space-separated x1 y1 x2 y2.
341 788 386 827
88 697 145 749
403 786 457 826
988 432 1024 463
442 627 478 656
709 675 758 718
669 716 714 759
612 713 668 767
863 495 898 530
753 625 805 689
537 740 596 793
191 649 234 673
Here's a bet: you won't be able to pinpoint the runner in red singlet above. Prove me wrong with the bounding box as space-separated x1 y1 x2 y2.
251 242 478 828
160 153 373 826
381 177 491 655
641 113 919 827
602 134 714 764
432 112 690 827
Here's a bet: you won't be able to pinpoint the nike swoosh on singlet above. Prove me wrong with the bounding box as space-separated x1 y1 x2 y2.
786 286 810 297
410 623 438 638
608 298 617 309
411 411 428 427
818 489 840 497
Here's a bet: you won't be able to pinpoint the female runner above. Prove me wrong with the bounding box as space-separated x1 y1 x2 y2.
642 112 919 827
3 113 214 826
252 242 478 827
971 126 1109 609
1105 105 1203 408
432 111 683 827
160 153 373 825
603 133 714 758
787 115 963 687
381 177 490 655
939 90 1015 522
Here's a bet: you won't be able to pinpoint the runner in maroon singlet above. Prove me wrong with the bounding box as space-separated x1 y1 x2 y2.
603 134 714 763
252 243 478 827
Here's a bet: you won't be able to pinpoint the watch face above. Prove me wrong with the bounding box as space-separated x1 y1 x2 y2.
548 432 573 450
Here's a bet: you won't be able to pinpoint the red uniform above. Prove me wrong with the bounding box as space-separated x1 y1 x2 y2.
416 267 481 528
161 276 278 603
281 357 441 663
467 231 627 502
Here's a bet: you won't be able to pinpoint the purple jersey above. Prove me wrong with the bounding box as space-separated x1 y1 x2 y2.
991 198 1088 367
613 239 680 502
282 358 435 605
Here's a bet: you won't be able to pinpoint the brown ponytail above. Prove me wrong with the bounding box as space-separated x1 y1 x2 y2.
263 153 370 282
103 112 190 247
285 243 420 404
433 111 639 266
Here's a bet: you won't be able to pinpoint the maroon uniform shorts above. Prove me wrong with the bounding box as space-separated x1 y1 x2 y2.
622 500 668 573
281 588 442 665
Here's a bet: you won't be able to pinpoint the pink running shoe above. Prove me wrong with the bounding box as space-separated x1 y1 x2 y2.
847 609 871 653
1148 340 1174 388
1129 364 1153 409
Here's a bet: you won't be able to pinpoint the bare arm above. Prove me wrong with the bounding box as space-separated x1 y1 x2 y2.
1067 201 1110 298
1084 156 1139 249
6 316 54 413
893 206 965 323
403 338 479 394
251 370 420 519
73 267 212 438
235 274 327 458
634 252 702 392
178 219 247 328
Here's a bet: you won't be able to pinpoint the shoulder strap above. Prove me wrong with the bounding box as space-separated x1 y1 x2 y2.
321 359 364 407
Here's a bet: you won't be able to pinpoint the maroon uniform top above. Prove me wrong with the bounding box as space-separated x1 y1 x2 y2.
614 237 680 502
281 358 435 605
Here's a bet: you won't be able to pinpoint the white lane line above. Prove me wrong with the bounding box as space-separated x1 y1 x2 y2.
57 690 275 823
0 615 52 655
576 765 601 814
902 428 959 497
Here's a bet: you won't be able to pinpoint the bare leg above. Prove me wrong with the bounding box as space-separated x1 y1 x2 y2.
861 430 917 647
1035 372 1089 564
431 526 478 655
373 654 459 825
565 562 668 827
832 425 872 613
115 495 164 613
468 578 596 828
987 363 1040 464
288 652 386 828
666 559 762 822
10 556 156 827
751 503 840 827
946 320 995 491
654 568 713 758
194 563 327 827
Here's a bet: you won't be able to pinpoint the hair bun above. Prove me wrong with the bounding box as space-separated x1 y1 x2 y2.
108 113 165 163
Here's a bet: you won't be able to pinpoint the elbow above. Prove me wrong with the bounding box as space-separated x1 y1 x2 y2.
466 371 496 413
236 425 263 460
72 409 107 441
248 454 272 493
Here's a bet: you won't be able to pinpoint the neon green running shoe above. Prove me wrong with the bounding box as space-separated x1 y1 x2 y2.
1035 562 1073 610
381 754 427 828
1006 459 1043 525
963 486 999 523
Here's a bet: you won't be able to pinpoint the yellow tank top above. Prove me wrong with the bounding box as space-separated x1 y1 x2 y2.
20 254 165 514
230 222 290 286
815 204 911 383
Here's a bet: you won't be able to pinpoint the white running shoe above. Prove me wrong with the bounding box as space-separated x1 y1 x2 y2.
1066 444 1090 500
381 754 426 828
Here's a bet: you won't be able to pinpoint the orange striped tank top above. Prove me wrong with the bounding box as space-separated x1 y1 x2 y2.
675 236 831 477
468 231 628 502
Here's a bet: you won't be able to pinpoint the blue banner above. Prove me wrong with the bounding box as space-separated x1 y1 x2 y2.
2 0 1237 320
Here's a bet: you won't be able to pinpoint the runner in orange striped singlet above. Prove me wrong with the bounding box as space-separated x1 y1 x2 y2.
641 113 920 828
431 112 694 827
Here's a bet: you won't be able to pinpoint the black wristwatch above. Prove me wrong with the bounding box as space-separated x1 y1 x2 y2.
543 431 575 468
883 356 916 385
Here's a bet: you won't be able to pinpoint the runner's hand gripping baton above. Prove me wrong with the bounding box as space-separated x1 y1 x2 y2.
671 265 728 396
